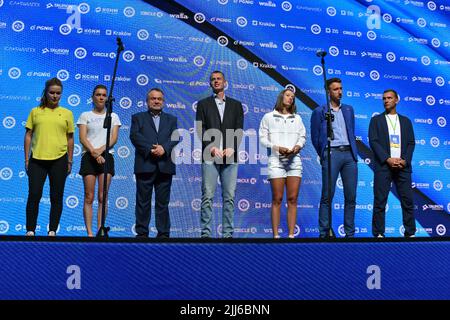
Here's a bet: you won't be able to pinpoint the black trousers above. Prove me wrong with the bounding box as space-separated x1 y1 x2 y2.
135 170 173 238
26 154 68 232
372 168 416 237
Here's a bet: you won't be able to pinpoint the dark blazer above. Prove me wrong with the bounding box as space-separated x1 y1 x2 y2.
310 103 358 161
130 111 179 175
368 112 415 172
195 95 244 163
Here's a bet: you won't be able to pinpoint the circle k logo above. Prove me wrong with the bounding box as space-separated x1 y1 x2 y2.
311 24 321 35
417 18 427 27
115 197 129 209
136 74 149 86
421 55 431 66
123 6 135 18
12 20 25 32
238 199 250 212
370 70 380 81
74 47 87 59
436 224 446 236
123 50 135 62
386 52 396 62
78 2 90 14
236 16 247 27
367 30 377 40
329 46 339 56
435 76 445 87
431 38 440 47
194 13 206 23
120 97 132 109
56 69 70 81
383 13 392 23
282 1 292 11
0 167 13 180
137 29 149 40
3 116 16 129
282 41 294 52
66 195 79 209
327 7 336 16
8 67 21 79
430 136 440 148
59 24 72 35
427 1 437 11
117 146 130 158
437 116 447 127
426 95 435 106
193 55 206 67
433 180 443 191
217 36 229 47
67 94 81 107
313 65 323 76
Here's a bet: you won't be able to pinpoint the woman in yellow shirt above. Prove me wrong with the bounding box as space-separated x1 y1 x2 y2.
24 77 75 236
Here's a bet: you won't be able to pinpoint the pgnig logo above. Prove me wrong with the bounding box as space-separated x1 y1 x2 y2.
8 67 21 79
117 146 130 158
0 220 9 234
136 74 149 86
120 97 132 109
0 168 13 180
236 16 247 27
282 41 294 53
282 1 292 11
433 180 443 191
191 198 201 211
66 195 79 209
369 70 380 81
430 137 440 148
137 29 149 41
57 69 70 81
436 224 446 236
123 50 135 62
386 52 396 62
12 20 25 32
74 47 87 59
67 94 81 107
123 6 136 18
193 55 206 67
217 36 229 47
3 116 16 129
312 65 323 76
78 2 90 14
115 197 129 209
238 199 250 212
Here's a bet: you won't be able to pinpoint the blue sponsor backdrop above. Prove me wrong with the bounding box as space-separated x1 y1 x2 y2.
0 0 449 238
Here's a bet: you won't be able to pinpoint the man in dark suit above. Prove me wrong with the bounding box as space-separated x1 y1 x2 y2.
195 71 244 238
130 88 179 238
311 78 358 238
369 89 416 238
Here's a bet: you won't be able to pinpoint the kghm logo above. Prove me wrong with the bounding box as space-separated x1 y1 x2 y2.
59 24 72 35
123 6 135 18
435 76 445 87
386 52 396 62
193 55 206 67
74 47 87 59
329 46 339 56
57 69 70 81
3 116 16 129
66 195 79 209
217 36 229 47
281 1 292 11
236 16 247 27
137 29 149 41
67 94 81 107
8 67 21 79
421 55 431 65
136 74 149 86
313 65 323 76
370 70 380 81
123 50 135 62
311 24 321 34
282 41 294 52
12 20 25 32
426 95 435 106
327 7 336 16
120 97 132 109
117 146 130 158
194 13 206 23
417 17 427 27
237 59 248 70
78 2 90 14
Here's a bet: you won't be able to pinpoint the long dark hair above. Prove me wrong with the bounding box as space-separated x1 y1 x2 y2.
274 89 296 114
39 77 63 108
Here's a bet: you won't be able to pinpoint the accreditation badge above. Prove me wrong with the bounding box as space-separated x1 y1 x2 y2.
390 134 400 148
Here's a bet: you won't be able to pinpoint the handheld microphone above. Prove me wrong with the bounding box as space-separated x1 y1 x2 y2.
316 50 327 57
117 37 124 51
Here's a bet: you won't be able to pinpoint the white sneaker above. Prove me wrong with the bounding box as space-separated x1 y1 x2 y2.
408 235 416 238
48 231 56 237
274 235 280 239
288 234 295 239
25 231 35 236
377 234 384 238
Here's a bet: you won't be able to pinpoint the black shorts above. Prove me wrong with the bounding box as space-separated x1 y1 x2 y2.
79 152 115 176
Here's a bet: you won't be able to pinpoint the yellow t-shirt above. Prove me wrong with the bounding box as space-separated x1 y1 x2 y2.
25 106 75 160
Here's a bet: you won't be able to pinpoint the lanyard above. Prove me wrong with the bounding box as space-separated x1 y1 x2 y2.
386 115 398 133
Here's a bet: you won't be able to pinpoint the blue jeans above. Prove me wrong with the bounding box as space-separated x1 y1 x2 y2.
201 162 238 238
319 149 357 237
